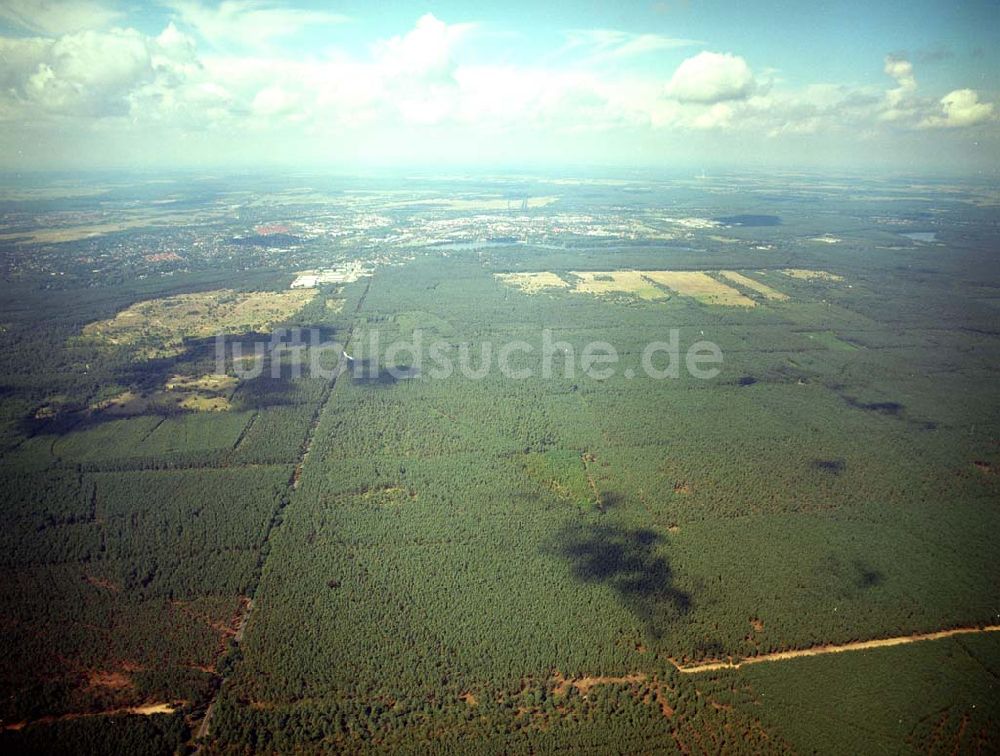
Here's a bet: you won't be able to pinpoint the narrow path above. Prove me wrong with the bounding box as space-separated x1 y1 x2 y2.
672 624 1000 673
581 452 601 506
4 703 178 731
192 280 371 749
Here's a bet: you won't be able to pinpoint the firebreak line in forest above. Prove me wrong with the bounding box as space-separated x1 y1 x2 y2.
672 624 1000 674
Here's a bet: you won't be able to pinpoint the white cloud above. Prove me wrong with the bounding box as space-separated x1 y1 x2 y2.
666 51 756 103
921 88 995 129
884 57 916 102
563 29 702 61
880 55 919 122
0 35 52 90
367 13 476 126
692 102 734 129
0 11 996 169
14 28 154 116
0 0 121 35
165 0 349 48
373 13 474 81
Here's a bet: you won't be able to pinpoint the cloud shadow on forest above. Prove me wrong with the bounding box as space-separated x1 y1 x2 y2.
547 522 691 640
349 358 419 388
18 330 314 437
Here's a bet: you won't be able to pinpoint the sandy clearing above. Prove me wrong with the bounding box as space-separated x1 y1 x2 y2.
553 673 648 697
3 703 179 731
673 624 1000 673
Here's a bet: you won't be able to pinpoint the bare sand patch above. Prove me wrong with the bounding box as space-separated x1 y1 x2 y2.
129 703 176 716
3 702 178 731
642 271 756 307
165 374 238 392
719 271 789 301
552 672 647 697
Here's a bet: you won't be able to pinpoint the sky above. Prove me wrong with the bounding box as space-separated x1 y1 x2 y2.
0 0 997 175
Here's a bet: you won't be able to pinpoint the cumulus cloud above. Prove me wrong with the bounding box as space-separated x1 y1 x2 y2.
0 10 996 167
9 28 157 117
0 0 121 35
368 13 476 125
921 89 995 129
665 51 756 103
882 55 918 121
373 13 474 81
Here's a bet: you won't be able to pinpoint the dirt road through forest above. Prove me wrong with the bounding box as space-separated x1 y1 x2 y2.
673 624 1000 673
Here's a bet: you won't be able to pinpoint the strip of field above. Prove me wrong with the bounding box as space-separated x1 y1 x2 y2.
719 271 789 301
0 210 226 244
673 624 1000 674
643 270 756 307
569 270 667 300
495 271 569 293
780 268 844 281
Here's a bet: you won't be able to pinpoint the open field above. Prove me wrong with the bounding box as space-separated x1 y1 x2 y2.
719 270 790 300
780 268 845 281
569 270 667 300
0 209 230 244
495 271 569 293
81 288 316 357
93 373 240 414
642 270 757 306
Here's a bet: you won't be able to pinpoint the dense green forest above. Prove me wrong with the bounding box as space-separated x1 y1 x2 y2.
1 178 999 752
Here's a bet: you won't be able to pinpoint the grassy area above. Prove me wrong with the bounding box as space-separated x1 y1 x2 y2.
719 270 790 301
569 270 668 300
643 270 757 306
81 288 316 358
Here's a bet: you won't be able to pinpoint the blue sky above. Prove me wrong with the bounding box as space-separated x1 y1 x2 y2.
0 0 996 174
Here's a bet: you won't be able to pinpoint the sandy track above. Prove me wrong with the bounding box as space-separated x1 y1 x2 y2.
4 703 177 731
673 624 1000 674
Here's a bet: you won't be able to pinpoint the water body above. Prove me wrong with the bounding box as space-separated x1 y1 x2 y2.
430 240 522 251
901 231 937 243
